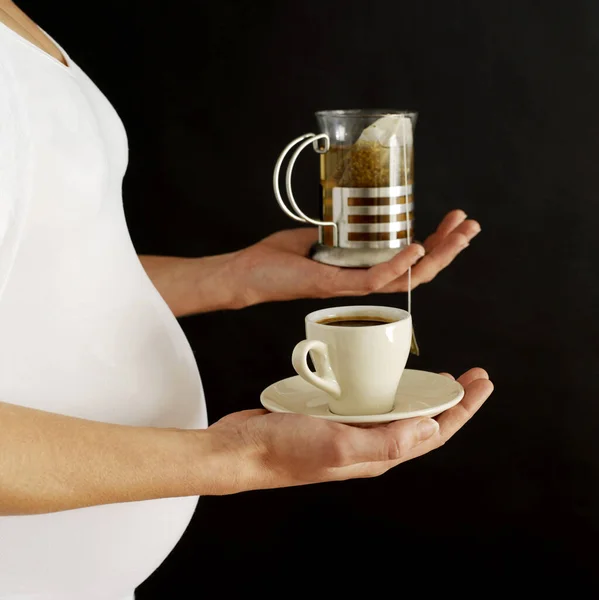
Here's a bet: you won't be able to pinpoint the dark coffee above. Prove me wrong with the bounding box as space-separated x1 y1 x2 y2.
318 316 395 327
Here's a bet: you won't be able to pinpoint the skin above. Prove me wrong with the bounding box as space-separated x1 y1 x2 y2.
1 368 492 515
0 0 67 65
139 211 480 317
0 1 493 517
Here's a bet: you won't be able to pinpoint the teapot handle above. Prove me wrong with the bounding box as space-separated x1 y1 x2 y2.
273 133 338 245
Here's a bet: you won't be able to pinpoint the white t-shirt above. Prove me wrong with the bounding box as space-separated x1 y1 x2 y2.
0 23 208 600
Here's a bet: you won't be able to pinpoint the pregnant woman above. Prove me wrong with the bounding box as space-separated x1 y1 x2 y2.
0 1 493 598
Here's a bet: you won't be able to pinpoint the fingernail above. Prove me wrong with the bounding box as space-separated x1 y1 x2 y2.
411 245 425 260
417 418 439 441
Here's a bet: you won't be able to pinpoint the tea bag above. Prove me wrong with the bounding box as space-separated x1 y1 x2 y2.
357 115 413 146
410 323 420 356
337 115 412 187
338 116 420 356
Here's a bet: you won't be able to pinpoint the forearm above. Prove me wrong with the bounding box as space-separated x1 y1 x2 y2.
0 401 214 516
139 254 241 317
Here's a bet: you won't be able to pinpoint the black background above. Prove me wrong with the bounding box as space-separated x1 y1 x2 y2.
22 0 599 596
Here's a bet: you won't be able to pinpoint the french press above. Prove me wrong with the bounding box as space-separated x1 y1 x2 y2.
273 109 417 268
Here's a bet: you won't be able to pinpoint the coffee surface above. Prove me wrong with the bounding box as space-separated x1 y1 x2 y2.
318 316 395 327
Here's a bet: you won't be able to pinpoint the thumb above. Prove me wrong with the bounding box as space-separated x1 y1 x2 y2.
336 417 439 465
329 244 425 295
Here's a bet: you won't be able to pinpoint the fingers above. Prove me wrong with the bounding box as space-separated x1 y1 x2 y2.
373 210 482 293
435 209 469 239
407 373 494 461
456 367 489 386
408 231 470 286
249 369 491 486
435 377 493 442
319 370 493 481
432 368 492 443
451 219 482 243
330 415 439 466
368 368 493 466
327 243 425 295
423 210 481 253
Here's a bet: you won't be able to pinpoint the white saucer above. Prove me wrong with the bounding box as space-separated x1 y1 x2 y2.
260 369 465 424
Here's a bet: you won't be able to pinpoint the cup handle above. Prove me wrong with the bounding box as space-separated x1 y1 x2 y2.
273 134 338 246
292 340 341 399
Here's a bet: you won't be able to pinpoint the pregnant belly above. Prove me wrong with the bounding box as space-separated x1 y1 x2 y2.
0 298 206 427
0 275 206 596
0 228 207 428
0 496 199 598
0 214 208 596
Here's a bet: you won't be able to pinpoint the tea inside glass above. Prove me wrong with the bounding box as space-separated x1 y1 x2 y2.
317 110 415 247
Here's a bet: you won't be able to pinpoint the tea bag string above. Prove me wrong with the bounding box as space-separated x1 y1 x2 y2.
402 117 411 315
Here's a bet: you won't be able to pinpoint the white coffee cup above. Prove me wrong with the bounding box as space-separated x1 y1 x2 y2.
291 305 412 416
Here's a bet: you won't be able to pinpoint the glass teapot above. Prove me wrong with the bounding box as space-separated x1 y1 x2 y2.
273 109 417 268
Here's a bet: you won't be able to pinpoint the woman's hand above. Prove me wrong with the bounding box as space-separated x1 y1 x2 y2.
230 209 480 308
0 368 491 515
197 368 492 494
140 210 480 316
